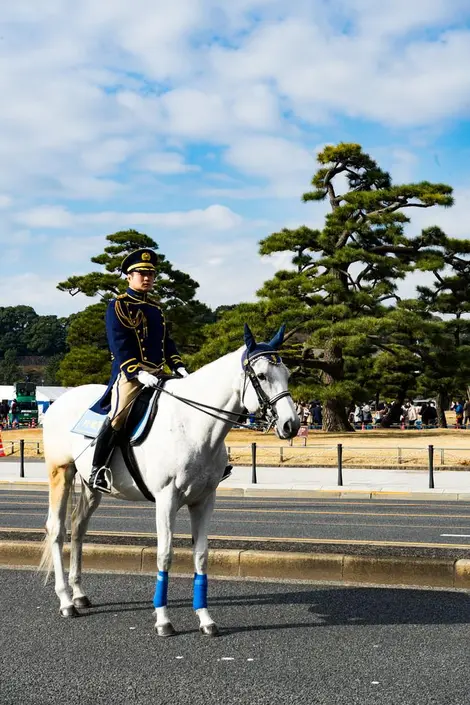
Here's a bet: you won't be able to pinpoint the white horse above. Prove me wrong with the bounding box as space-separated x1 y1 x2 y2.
40 324 300 636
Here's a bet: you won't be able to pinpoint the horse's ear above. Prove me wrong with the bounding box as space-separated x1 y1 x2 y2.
244 323 257 353
269 324 286 350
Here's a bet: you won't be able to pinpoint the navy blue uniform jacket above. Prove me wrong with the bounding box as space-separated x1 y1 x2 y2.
92 287 183 413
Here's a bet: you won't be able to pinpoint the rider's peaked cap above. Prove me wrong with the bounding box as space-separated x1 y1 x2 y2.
121 248 158 275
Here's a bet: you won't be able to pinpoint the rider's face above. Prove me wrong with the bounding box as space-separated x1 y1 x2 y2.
127 270 156 292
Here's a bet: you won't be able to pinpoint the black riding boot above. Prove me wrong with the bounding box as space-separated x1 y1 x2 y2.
88 418 117 494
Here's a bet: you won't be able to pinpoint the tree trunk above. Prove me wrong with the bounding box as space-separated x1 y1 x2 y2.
321 343 354 432
436 390 447 428
381 390 406 428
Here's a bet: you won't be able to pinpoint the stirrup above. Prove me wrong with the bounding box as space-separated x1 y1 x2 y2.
220 465 232 482
92 466 113 494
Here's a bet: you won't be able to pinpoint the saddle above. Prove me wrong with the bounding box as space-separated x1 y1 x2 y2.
72 379 171 502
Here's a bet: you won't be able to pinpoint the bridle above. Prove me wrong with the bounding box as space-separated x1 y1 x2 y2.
153 348 293 433
241 351 293 431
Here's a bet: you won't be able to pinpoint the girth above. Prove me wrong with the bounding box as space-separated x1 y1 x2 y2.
117 378 170 502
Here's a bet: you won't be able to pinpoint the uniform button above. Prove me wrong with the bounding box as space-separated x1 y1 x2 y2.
144 357 148 361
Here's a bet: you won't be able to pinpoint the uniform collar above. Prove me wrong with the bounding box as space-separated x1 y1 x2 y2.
126 287 147 302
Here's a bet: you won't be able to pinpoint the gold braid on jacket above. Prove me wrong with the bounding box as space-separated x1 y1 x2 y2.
115 300 148 336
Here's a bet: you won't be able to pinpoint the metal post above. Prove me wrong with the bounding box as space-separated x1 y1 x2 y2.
397 447 402 465
428 444 434 489
440 448 444 466
251 442 257 484
337 443 343 486
227 447 231 461
37 442 40 455
280 447 283 463
20 439 25 478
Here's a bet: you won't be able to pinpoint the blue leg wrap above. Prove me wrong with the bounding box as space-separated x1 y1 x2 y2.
193 573 208 610
153 571 169 608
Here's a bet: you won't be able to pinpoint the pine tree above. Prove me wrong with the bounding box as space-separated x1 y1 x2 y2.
257 143 453 430
411 237 470 426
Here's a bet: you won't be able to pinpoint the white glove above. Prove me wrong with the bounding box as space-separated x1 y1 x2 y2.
178 367 189 377
137 370 160 388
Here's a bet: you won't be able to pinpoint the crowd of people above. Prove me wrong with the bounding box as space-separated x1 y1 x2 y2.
350 400 439 428
295 401 323 427
292 398 465 430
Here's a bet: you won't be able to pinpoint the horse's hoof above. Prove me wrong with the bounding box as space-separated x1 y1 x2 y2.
73 596 92 609
60 605 79 618
200 623 219 637
155 622 177 637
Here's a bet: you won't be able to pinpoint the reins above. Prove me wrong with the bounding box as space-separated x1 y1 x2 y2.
71 351 291 466
157 353 292 433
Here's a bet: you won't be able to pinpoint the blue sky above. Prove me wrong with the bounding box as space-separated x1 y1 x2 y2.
1 0 470 315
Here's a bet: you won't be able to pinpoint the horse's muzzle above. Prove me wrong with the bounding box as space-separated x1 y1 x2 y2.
279 418 301 439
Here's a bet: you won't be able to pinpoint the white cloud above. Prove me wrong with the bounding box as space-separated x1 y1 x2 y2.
0 272 99 316
138 152 200 174
16 206 74 229
222 136 316 198
0 195 12 209
1 0 470 316
15 204 244 230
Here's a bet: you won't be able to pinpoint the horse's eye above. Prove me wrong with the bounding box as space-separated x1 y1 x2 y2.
257 373 266 381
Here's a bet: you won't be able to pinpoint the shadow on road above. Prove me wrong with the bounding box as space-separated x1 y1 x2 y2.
77 586 470 629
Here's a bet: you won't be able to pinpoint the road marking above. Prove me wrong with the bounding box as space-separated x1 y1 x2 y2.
2 525 470 549
2 499 470 521
440 533 470 537
4 510 470 532
2 490 470 510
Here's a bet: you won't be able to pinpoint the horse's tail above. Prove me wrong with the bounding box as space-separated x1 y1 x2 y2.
38 531 54 585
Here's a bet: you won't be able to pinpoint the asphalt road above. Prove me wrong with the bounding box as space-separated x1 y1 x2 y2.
3 488 470 550
1 568 470 705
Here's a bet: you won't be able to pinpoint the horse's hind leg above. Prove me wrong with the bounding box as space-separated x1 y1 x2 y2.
188 491 219 637
43 462 76 617
69 480 102 608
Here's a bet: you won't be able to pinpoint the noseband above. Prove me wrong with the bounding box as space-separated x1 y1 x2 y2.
242 351 292 430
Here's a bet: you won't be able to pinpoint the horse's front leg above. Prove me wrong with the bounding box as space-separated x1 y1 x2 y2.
153 486 178 637
188 490 219 637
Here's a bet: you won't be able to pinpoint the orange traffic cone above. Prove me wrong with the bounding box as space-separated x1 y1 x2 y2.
0 434 5 457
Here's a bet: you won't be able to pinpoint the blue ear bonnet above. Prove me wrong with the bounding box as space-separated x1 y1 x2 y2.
241 323 285 368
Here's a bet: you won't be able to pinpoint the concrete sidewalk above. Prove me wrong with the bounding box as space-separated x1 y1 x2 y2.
1 460 470 497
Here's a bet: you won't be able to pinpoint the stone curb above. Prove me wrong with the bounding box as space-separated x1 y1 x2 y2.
1 479 470 501
2 540 470 589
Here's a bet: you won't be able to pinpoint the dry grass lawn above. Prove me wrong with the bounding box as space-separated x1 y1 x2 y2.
2 415 470 467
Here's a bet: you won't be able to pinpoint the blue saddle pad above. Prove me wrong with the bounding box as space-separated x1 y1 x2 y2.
72 391 157 444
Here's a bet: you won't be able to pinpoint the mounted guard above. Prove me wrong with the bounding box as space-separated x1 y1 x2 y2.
41 320 300 632
89 248 189 493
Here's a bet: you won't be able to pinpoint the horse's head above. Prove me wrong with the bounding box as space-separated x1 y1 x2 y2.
240 324 300 439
